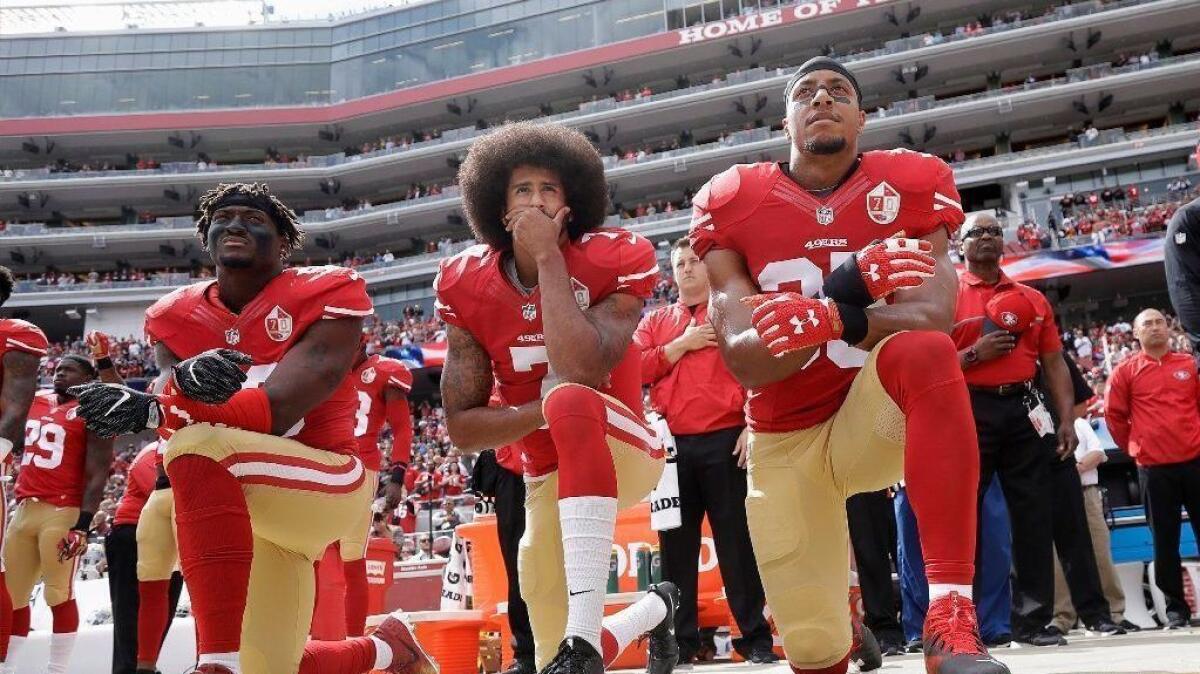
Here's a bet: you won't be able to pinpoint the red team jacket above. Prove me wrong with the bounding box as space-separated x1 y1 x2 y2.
352 354 414 471
145 266 374 455
634 301 746 436
113 442 159 526
688 151 966 432
19 390 89 508
951 271 1062 386
434 229 660 478
1106 351 1200 466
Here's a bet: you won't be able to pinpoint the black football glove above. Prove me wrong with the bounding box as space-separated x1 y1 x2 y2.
172 348 253 404
68 382 162 437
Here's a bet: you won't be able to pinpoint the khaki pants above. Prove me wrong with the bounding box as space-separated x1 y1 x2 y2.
164 423 374 674
4 500 80 608
1052 485 1125 630
520 386 664 668
137 488 177 581
746 337 906 669
338 469 378 562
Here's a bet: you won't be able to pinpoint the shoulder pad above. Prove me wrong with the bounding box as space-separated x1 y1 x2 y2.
863 149 948 193
290 265 363 290
0 319 48 354
434 244 492 295
145 283 205 321
693 163 776 228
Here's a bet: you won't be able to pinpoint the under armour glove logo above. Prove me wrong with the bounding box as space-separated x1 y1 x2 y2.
790 310 821 335
743 293 845 356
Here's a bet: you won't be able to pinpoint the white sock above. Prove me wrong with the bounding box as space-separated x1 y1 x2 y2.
6 636 26 671
47 631 77 674
198 652 241 672
601 590 670 659
370 636 394 669
559 495 618 653
929 583 973 601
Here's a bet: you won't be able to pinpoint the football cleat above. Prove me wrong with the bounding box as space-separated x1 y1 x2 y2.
374 611 439 674
923 592 1011 674
850 611 883 672
645 582 680 674
499 658 535 674
537 637 603 674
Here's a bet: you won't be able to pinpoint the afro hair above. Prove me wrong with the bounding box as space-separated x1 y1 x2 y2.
457 122 610 251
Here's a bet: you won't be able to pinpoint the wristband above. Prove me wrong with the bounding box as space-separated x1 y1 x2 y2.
96 357 114 370
823 252 874 307
836 302 868 346
72 510 95 532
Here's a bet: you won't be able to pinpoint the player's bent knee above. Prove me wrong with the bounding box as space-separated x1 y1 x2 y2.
781 624 851 669
876 331 964 403
162 423 229 465
541 382 605 423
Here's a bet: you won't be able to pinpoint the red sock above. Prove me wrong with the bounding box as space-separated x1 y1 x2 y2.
298 637 377 674
542 384 617 498
600 629 619 666
0 571 11 659
343 559 369 637
50 600 79 633
166 454 253 655
790 653 849 674
137 580 171 663
11 606 29 638
877 332 978 586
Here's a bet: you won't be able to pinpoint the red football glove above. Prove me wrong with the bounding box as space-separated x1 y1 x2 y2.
57 529 87 562
84 331 112 360
824 238 936 305
742 293 845 357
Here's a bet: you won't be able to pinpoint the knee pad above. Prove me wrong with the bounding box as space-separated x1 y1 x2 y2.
876 331 964 408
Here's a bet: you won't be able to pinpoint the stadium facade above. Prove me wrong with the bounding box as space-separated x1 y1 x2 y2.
0 0 1197 338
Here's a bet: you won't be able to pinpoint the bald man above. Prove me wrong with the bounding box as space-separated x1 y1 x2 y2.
950 213 1079 645
1106 308 1200 628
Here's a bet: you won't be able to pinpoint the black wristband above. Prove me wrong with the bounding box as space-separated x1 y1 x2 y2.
836 302 869 346
96 357 114 370
72 510 95 532
822 252 874 308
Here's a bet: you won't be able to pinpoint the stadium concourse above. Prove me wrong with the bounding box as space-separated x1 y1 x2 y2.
3 0 1200 672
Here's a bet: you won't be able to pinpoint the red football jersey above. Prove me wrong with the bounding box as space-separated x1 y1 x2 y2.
18 390 89 507
689 151 965 432
435 228 660 478
352 354 413 471
0 320 48 422
113 443 159 526
145 266 374 454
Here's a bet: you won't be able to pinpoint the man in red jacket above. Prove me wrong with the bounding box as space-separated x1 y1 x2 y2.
1106 308 1200 628
634 238 773 664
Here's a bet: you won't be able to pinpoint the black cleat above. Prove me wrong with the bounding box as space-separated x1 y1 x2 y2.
1085 617 1125 636
501 658 536 674
1015 626 1067 647
923 592 1011 674
850 612 883 672
1118 619 1142 632
537 637 603 674
748 644 780 663
645 582 680 674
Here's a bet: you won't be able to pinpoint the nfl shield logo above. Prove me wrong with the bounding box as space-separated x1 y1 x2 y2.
816 206 835 226
522 303 537 321
361 367 377 384
570 278 591 309
265 306 293 342
225 328 241 346
866 182 901 225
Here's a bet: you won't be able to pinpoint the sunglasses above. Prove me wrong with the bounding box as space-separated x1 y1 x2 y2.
964 226 1003 239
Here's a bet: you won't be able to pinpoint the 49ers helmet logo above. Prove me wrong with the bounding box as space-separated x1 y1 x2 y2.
265 306 293 342
1000 311 1019 328
866 182 901 225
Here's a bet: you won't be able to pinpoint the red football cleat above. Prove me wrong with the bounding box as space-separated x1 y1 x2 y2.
374 611 439 674
922 592 1010 674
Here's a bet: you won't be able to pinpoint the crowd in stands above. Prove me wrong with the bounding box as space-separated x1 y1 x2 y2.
1013 185 1198 252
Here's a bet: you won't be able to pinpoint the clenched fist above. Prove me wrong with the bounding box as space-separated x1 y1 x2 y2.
823 238 936 306
742 293 845 357
172 349 253 404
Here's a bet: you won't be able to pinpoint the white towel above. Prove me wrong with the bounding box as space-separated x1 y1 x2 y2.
647 414 681 532
439 532 473 609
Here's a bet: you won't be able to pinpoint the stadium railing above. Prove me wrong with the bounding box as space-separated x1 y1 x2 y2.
0 0 1164 184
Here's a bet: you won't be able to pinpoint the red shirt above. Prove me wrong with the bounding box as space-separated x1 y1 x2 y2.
18 391 89 507
113 443 159 526
352 354 413 471
0 320 48 448
688 151 964 431
634 301 745 435
435 229 660 478
951 271 1061 386
145 266 374 455
1105 351 1200 466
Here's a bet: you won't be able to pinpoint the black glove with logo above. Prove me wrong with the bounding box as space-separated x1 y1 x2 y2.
172 348 253 404
68 382 162 437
